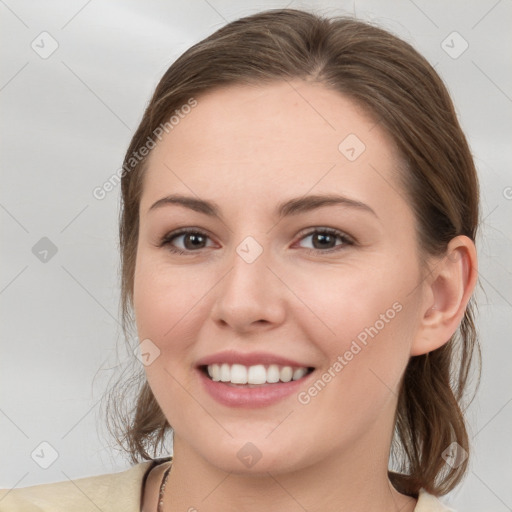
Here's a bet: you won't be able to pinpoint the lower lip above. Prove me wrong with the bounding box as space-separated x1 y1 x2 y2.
197 368 314 408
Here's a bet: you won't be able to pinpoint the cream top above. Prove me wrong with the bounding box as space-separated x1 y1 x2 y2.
0 457 457 511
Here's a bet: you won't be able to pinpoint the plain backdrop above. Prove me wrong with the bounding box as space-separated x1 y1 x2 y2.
1 1 511 510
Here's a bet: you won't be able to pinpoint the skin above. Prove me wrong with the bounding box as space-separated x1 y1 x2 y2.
135 80 477 512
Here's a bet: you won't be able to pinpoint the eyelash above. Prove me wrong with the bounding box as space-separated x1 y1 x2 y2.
158 227 355 256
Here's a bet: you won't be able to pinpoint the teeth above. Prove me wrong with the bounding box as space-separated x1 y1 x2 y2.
206 363 311 385
231 364 247 384
280 366 293 383
267 364 280 383
220 363 230 382
248 364 267 384
292 367 307 380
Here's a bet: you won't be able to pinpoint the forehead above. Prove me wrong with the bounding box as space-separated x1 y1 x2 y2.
140 80 406 216
152 80 396 159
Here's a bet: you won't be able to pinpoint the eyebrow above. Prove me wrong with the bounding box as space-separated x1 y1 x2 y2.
147 193 378 219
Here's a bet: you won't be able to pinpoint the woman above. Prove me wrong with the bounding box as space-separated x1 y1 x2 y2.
0 8 480 512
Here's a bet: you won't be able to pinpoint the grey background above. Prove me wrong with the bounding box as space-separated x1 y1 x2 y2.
1 1 511 510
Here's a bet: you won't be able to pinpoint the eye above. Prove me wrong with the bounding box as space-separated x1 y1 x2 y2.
158 227 355 256
158 228 214 255
296 228 354 254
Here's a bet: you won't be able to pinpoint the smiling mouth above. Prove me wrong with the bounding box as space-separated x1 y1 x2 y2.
199 363 315 387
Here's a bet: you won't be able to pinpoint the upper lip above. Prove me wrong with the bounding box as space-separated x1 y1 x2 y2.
196 350 313 368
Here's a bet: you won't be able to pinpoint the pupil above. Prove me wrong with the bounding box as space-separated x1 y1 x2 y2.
185 233 205 249
314 233 333 249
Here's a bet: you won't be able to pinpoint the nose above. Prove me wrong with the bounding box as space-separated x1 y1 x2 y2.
210 240 286 333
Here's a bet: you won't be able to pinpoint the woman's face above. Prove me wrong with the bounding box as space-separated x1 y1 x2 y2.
133 80 430 474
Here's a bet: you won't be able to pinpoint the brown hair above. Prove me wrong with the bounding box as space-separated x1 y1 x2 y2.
103 7 481 498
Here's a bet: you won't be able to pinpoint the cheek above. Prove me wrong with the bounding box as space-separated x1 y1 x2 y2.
292 256 419 396
133 253 208 422
290 256 415 346
132 252 221 412
133 251 208 341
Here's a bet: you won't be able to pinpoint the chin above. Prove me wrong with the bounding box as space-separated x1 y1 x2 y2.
194 437 305 475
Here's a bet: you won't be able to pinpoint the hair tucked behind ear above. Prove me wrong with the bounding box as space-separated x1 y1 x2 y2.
103 7 481 496
389 308 480 495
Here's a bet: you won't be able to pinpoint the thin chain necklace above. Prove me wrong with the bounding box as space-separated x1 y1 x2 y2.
157 465 172 512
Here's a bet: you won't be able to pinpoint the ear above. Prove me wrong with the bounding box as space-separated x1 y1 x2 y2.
410 235 478 356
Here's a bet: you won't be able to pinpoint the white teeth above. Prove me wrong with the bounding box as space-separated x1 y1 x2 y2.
248 365 267 384
280 366 293 383
210 364 220 381
206 363 311 385
266 364 280 383
292 367 307 380
230 364 247 384
219 363 230 382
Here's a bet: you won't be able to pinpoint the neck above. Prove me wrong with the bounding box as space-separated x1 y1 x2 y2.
162 433 417 512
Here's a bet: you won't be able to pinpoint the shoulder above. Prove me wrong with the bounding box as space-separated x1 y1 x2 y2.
415 488 458 512
0 457 172 512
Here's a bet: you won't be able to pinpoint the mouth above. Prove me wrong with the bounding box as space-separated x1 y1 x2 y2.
198 363 315 388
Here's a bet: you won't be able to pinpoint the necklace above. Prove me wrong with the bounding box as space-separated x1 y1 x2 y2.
157 465 172 512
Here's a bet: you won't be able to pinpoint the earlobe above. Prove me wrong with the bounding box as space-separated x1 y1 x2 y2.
410 235 478 357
